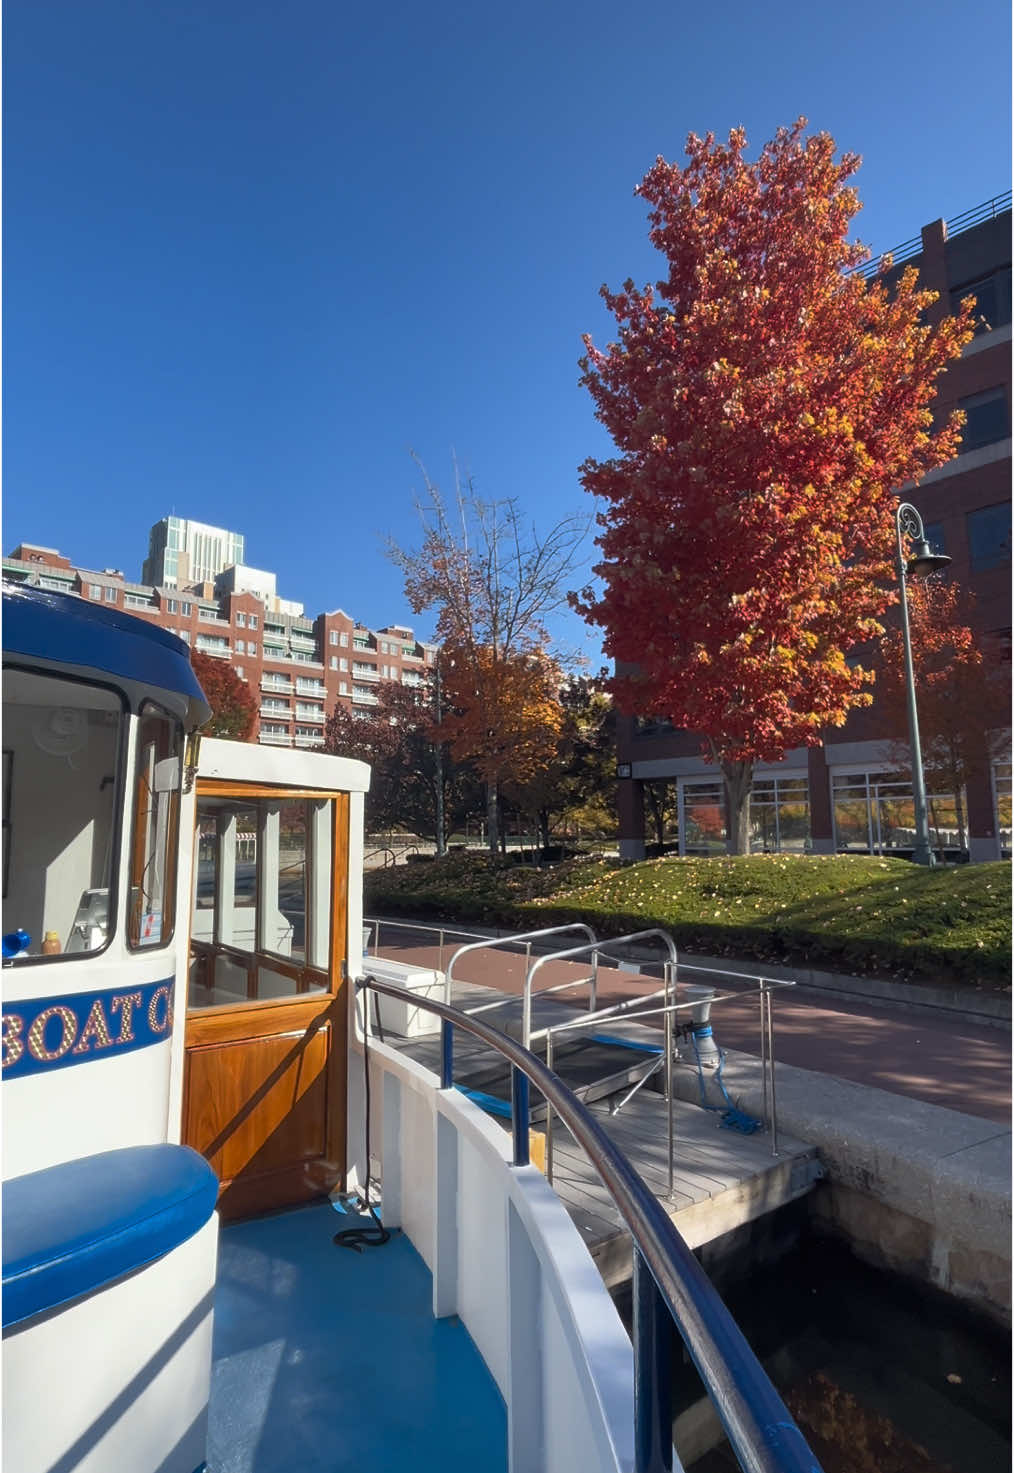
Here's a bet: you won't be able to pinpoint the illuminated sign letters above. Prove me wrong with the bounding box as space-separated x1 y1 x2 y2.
2 979 174 1080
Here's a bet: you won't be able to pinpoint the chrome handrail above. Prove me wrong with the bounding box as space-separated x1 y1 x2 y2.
445 922 598 1011
523 929 678 1049
359 973 821 1473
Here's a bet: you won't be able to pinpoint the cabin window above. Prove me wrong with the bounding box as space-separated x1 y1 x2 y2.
127 704 183 951
188 794 333 1009
1 668 125 960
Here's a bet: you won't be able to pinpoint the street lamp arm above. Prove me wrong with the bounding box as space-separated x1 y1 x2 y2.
895 502 925 548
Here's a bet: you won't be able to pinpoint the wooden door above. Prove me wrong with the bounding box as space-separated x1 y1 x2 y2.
182 782 349 1220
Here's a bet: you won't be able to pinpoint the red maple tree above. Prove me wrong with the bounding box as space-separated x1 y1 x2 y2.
875 581 1010 849
191 651 258 742
575 120 975 851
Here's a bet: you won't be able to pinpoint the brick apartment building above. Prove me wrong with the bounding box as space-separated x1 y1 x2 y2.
3 525 437 750
615 192 1012 862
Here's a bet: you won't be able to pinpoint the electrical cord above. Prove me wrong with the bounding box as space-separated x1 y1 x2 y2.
333 975 392 1253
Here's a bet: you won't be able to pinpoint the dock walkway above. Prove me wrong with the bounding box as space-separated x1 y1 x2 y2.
382 978 822 1286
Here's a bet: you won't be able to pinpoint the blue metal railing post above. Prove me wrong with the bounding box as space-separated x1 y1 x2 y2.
441 1019 454 1089
633 1249 673 1473
512 1067 530 1166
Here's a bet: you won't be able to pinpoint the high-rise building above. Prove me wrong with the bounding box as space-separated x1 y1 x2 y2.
142 517 246 589
4 536 437 751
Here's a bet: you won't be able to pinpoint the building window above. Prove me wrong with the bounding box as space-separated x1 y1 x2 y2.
167 598 178 614
236 612 247 627
104 586 118 602
236 640 245 655
951 268 1012 335
248 614 258 630
959 388 1010 453
339 682 348 695
922 521 946 555
247 642 257 657
339 632 349 647
181 601 192 616
832 770 964 857
967 504 1012 572
330 631 338 646
330 656 338 670
89 584 102 600
994 762 1012 853
235 666 244 679
179 630 191 644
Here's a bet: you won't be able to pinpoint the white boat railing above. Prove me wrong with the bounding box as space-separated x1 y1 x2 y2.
355 974 822 1473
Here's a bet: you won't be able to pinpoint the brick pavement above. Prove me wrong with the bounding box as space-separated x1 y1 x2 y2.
370 937 1012 1126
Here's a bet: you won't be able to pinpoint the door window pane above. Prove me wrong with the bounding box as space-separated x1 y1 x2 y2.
188 793 334 1010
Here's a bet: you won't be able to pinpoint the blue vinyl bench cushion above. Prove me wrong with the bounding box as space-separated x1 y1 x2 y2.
2 1144 219 1330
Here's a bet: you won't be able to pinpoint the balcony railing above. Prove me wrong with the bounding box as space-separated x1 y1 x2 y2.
352 689 378 705
258 731 293 747
260 677 294 693
295 708 325 723
262 652 324 670
352 665 379 680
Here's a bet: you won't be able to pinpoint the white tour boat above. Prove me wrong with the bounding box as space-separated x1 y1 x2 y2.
1 581 821 1473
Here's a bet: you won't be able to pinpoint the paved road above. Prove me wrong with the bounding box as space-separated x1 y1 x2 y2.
371 935 1012 1125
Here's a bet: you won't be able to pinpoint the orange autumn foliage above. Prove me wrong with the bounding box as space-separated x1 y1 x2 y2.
436 642 563 789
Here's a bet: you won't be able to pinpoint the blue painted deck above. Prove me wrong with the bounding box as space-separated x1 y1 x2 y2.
209 1203 508 1473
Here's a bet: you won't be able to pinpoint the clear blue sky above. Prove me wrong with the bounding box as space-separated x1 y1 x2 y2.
4 0 1010 661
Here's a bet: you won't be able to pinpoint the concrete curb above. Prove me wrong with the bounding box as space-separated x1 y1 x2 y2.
674 1049 1012 1324
672 951 1012 1030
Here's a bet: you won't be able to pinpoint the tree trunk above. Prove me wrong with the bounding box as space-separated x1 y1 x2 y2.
486 780 499 855
721 760 753 855
538 809 551 853
644 782 666 848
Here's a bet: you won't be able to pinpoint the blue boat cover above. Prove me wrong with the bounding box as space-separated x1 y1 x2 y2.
2 1144 219 1330
2 582 210 729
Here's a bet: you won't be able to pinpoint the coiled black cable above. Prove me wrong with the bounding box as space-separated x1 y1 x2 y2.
333 976 392 1252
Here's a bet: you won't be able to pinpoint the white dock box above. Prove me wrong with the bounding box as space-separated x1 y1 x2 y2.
367 957 444 1038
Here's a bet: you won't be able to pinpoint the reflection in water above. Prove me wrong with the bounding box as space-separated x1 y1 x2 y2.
617 1216 1011 1473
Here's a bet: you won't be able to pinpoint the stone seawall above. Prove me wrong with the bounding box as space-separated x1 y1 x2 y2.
672 1050 1012 1326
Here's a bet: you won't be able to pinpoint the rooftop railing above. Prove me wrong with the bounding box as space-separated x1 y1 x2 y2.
854 189 1012 279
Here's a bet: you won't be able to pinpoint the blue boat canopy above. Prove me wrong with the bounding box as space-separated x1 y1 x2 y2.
2 582 211 729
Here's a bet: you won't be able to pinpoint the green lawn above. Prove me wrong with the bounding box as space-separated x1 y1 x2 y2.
364 852 1012 989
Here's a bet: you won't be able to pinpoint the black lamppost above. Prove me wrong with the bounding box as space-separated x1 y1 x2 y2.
894 502 951 865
